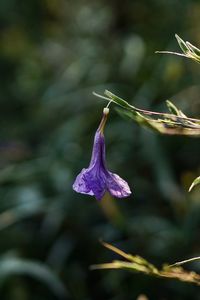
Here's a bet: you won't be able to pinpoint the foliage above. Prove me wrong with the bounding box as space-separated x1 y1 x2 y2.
95 90 200 136
156 34 200 64
189 176 200 192
0 0 200 299
92 242 200 286
92 36 200 285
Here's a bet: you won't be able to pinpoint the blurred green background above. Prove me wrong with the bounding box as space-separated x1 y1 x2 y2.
0 0 200 299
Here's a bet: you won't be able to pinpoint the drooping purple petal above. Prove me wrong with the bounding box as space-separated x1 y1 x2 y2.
84 168 107 200
106 172 131 198
73 168 94 196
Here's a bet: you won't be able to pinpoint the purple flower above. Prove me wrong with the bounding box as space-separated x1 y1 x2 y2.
73 108 131 200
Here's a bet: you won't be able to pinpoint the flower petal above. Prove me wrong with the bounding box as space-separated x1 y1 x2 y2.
73 168 94 196
84 169 107 200
106 172 131 198
73 167 107 200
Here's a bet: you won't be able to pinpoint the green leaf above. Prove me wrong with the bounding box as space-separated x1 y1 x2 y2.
112 92 200 136
94 91 200 136
104 90 134 110
186 41 200 56
189 176 200 192
166 100 187 117
175 34 190 54
156 34 200 64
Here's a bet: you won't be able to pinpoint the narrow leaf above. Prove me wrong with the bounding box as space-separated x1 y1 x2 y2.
104 90 134 110
186 41 200 56
189 176 200 192
156 35 200 64
175 34 190 54
92 242 200 286
94 91 200 136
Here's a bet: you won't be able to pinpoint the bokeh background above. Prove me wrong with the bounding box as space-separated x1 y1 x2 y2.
0 0 200 299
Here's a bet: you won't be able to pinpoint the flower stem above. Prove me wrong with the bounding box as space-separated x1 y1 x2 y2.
98 107 110 133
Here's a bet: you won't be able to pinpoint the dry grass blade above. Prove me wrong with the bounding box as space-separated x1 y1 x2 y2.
98 90 200 137
91 242 200 286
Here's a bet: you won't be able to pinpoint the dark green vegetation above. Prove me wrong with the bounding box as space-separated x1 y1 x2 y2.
0 0 200 299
